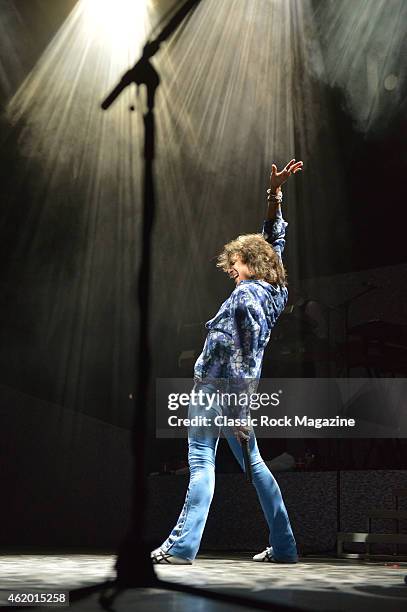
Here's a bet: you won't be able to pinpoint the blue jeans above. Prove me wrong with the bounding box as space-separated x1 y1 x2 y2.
159 384 298 562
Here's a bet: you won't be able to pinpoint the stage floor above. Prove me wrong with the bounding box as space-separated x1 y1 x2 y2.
0 550 406 611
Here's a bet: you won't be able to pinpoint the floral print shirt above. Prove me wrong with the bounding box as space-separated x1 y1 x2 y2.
194 209 288 395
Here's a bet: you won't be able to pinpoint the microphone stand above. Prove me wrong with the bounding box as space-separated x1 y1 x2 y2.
242 437 253 483
100 0 203 591
335 284 377 376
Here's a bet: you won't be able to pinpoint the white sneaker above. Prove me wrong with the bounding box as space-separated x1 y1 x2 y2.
252 546 274 561
253 546 298 563
151 547 192 565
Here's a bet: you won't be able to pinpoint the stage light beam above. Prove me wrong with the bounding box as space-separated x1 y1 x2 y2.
81 0 148 56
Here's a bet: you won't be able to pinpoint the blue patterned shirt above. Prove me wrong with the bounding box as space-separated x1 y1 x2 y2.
194 209 288 392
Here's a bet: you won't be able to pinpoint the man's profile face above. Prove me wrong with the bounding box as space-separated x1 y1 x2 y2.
227 254 252 285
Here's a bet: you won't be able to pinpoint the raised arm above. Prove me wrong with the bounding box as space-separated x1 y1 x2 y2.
262 159 303 258
262 191 287 259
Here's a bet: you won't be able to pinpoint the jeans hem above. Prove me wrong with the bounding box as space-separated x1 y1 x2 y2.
272 556 299 563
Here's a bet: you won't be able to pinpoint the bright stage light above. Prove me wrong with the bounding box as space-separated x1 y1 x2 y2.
80 0 148 57
7 0 150 130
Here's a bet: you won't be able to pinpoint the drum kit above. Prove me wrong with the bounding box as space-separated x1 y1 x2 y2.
271 284 407 378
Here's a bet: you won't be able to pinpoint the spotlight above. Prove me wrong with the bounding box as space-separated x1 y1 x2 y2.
384 74 398 91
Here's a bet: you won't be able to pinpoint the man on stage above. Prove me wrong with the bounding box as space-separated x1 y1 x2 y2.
152 159 303 564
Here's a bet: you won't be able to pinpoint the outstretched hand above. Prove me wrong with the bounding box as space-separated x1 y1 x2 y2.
270 159 303 192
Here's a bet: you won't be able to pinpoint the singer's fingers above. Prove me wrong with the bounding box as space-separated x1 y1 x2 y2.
284 159 296 172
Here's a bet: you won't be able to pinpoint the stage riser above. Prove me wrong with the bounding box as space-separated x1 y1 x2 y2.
146 471 407 553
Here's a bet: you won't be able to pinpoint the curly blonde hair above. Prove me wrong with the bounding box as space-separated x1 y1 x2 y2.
216 233 287 286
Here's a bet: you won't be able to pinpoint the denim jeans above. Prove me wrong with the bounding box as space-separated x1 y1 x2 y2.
159 384 298 562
